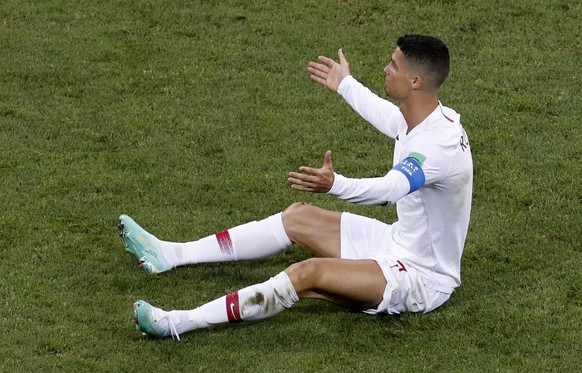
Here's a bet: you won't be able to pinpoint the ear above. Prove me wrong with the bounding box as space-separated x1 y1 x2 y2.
410 75 423 90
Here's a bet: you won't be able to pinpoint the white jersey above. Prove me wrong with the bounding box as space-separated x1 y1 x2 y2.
329 76 473 293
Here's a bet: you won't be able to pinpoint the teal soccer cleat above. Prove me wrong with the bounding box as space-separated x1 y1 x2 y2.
118 214 173 274
133 300 180 340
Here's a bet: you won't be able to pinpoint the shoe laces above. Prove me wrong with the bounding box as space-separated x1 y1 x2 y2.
155 313 180 341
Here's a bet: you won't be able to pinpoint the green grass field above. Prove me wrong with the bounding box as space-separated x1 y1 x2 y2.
1 0 581 371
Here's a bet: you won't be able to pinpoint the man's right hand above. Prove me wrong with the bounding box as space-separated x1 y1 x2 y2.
307 48 351 93
288 150 335 193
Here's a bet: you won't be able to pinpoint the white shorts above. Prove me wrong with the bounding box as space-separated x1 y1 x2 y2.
340 212 450 315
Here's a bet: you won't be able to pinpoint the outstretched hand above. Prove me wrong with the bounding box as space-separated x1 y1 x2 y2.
308 49 351 92
288 150 335 193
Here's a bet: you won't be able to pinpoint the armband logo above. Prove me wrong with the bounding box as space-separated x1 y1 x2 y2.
392 155 426 193
408 152 426 166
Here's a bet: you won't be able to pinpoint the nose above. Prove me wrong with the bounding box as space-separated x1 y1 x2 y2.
383 65 390 76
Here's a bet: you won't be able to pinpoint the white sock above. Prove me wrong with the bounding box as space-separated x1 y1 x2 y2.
160 213 292 266
170 271 299 335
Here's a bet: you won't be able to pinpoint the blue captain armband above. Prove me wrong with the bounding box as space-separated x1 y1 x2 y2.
392 157 425 193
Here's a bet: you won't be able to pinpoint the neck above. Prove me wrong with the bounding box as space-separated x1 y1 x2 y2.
399 93 439 133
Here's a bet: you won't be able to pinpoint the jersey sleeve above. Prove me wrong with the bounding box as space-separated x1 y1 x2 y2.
402 134 453 186
337 75 402 139
328 140 451 205
327 170 412 205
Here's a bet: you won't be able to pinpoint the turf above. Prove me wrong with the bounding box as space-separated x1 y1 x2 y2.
1 0 581 372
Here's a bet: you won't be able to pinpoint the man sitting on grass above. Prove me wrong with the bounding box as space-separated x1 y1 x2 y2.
119 34 473 340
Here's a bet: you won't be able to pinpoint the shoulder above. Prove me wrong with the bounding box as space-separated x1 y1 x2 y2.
418 105 467 152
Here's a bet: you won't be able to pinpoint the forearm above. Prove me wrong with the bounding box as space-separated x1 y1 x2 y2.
327 171 409 205
337 76 401 138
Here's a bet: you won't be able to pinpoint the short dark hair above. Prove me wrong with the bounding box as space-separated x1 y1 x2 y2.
396 35 450 91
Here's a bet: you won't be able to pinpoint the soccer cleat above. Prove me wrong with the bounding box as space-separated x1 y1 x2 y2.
133 300 180 341
118 214 173 273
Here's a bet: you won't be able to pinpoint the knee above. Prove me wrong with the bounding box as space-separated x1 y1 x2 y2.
285 259 320 294
282 202 309 221
281 202 311 234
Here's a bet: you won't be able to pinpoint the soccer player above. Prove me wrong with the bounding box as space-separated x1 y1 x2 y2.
120 35 473 340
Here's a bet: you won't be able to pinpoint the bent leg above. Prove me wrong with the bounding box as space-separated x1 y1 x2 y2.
285 258 387 310
121 202 342 273
132 258 386 339
133 271 300 339
282 202 342 258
